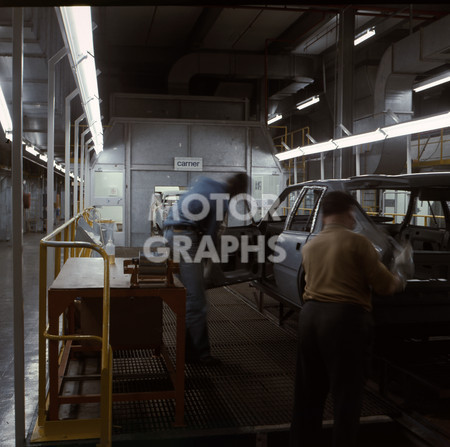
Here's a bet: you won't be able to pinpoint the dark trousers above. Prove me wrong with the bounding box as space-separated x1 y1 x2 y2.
289 300 373 447
164 227 211 360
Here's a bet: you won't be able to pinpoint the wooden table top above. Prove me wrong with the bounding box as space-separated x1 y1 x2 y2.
50 257 183 290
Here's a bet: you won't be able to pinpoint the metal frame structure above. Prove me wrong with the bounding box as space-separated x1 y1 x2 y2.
34 211 112 446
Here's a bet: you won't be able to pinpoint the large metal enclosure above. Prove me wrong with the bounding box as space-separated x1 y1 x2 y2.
91 94 283 247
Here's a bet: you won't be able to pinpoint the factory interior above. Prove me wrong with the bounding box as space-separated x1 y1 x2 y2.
2 2 450 446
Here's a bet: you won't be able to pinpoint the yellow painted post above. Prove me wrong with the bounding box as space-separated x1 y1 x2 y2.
64 226 69 263
71 221 76 257
54 232 61 278
38 243 47 426
98 252 112 447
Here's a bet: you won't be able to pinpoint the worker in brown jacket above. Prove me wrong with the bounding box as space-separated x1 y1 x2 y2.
289 190 404 447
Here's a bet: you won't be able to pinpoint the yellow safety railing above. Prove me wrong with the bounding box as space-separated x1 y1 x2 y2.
366 211 445 227
37 211 112 447
272 126 310 185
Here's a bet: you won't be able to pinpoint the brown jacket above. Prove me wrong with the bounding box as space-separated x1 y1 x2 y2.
302 224 397 311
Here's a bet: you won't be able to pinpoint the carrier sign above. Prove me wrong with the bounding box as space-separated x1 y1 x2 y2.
174 157 203 171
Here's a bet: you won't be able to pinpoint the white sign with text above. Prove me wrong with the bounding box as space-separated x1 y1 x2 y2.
174 157 203 171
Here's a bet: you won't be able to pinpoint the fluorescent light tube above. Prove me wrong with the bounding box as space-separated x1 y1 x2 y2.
354 27 376 46
268 114 283 125
60 7 94 64
277 111 450 161
413 73 450 92
300 140 338 156
0 84 12 138
334 129 386 149
276 140 337 161
39 153 48 163
297 95 320 111
59 6 103 154
70 172 74 178
382 112 450 138
25 144 39 156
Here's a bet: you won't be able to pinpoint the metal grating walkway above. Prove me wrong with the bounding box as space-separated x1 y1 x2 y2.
48 285 397 445
108 286 395 439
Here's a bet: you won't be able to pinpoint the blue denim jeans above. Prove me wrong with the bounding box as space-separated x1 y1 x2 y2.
164 227 211 360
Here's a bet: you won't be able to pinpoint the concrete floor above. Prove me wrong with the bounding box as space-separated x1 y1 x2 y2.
0 233 42 447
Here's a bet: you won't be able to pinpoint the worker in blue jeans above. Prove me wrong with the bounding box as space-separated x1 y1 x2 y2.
164 173 248 366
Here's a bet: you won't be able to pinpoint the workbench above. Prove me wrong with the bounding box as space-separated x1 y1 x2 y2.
47 257 186 426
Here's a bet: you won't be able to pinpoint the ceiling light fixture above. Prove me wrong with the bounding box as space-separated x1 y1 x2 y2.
296 95 320 111
276 111 450 161
354 27 376 46
277 140 337 161
25 144 39 156
39 153 48 163
381 112 450 138
334 129 386 149
0 84 12 140
267 114 283 125
413 71 450 92
58 6 103 154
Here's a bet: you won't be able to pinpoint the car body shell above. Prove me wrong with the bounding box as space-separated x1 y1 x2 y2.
208 172 450 339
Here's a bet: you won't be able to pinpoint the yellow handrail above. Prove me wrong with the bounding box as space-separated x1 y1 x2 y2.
366 211 445 227
38 211 112 447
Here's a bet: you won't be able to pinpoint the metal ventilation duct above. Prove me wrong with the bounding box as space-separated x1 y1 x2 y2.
358 13 450 174
168 52 317 95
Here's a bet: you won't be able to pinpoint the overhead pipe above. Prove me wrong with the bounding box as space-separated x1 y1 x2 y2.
359 13 450 174
12 8 24 447
64 88 78 222
168 52 316 95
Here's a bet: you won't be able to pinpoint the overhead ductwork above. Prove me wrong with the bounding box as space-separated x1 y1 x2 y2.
168 52 317 96
356 13 450 174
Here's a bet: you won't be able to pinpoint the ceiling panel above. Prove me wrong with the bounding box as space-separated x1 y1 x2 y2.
103 6 158 46
146 6 203 47
203 8 265 50
232 9 304 51
204 8 302 51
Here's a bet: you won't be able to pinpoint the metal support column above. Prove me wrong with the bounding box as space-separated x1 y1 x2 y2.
12 9 24 447
406 135 412 174
64 89 78 222
334 7 354 178
73 114 85 216
46 47 67 234
85 138 93 208
320 153 325 180
125 124 131 246
80 128 89 212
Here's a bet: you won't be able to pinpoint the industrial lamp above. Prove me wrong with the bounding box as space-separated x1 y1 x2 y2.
267 114 283 125
276 111 450 161
297 95 320 111
0 84 12 140
413 71 450 93
58 6 103 154
354 27 376 46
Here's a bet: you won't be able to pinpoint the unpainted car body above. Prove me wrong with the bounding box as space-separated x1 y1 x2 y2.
208 172 450 340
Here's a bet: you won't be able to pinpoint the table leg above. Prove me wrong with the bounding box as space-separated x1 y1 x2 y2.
48 316 60 420
174 302 186 427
